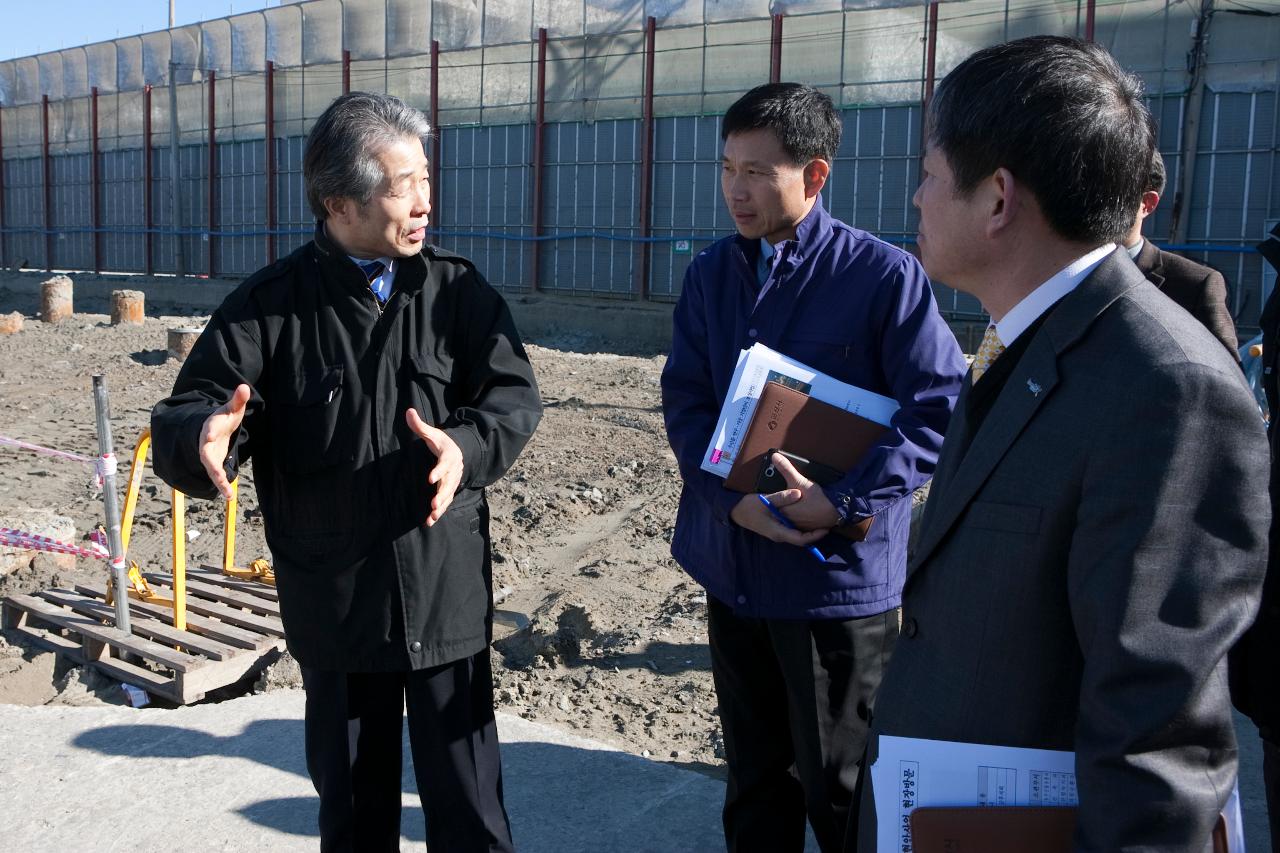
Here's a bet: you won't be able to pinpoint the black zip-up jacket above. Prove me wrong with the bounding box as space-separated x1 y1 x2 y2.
151 224 542 671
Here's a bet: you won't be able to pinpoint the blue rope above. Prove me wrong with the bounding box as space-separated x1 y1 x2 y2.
0 224 1263 254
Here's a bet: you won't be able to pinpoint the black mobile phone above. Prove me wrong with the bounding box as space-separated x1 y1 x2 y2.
756 448 844 493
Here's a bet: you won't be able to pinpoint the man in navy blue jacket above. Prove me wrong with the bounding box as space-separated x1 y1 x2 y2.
660 83 965 852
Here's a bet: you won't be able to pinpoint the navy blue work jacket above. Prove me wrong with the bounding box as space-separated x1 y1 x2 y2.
660 198 966 620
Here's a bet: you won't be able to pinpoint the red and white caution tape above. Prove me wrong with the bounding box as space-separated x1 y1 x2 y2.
95 453 117 486
0 435 95 465
0 527 109 561
0 436 110 487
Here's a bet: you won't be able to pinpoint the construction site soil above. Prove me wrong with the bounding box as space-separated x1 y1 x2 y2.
0 294 726 777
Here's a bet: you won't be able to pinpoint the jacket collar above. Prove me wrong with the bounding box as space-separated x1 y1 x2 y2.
311 221 428 296
312 220 343 263
909 248 1144 574
790 193 832 259
1134 238 1165 288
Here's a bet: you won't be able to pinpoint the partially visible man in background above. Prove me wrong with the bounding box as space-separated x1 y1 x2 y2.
1122 149 1240 359
151 92 541 852
1232 220 1280 847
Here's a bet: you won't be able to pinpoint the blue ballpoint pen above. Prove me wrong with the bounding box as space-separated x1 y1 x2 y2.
757 493 826 562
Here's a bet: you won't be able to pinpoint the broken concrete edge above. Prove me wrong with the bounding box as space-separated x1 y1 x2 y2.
0 510 77 577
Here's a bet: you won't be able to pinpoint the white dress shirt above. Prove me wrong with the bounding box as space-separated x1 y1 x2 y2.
995 243 1116 346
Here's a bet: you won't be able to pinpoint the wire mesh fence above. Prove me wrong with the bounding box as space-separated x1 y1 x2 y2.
0 0 1277 328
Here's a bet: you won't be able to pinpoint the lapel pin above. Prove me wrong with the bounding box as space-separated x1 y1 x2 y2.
1027 378 1042 397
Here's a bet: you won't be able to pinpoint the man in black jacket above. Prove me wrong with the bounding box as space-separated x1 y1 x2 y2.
1121 149 1240 360
151 92 541 852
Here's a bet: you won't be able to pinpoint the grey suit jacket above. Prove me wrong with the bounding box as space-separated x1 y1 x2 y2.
856 250 1269 851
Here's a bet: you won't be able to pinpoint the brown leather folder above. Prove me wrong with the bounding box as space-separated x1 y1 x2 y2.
909 807 1075 852
725 380 889 540
909 807 1230 853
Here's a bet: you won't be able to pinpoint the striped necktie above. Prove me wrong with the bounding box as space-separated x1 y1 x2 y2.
970 324 1005 384
358 259 388 302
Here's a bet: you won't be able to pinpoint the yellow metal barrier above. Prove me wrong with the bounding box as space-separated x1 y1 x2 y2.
113 429 274 634
171 489 186 631
224 478 237 574
220 478 275 585
119 429 151 554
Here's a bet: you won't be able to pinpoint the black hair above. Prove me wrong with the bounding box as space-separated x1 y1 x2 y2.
1145 149 1166 196
721 82 841 165
928 36 1153 244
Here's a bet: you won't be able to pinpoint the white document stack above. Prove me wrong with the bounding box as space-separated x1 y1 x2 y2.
700 342 899 479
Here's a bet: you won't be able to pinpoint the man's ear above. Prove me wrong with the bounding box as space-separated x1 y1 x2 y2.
323 196 351 224
803 159 831 198
1139 190 1160 221
985 167 1018 238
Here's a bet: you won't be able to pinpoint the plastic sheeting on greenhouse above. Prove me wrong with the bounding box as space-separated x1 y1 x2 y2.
0 0 1277 318
2 0 1277 119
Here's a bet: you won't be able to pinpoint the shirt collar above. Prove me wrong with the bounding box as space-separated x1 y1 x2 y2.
759 238 778 263
995 243 1116 346
347 254 395 274
1125 238 1144 260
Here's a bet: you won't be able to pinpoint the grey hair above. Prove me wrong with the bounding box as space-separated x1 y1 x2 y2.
303 91 433 220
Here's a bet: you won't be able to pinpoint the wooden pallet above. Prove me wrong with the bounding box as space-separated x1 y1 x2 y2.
1 565 286 705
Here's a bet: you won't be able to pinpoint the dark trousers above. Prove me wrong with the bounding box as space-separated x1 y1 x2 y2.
1266 736 1280 851
300 648 514 853
707 596 900 853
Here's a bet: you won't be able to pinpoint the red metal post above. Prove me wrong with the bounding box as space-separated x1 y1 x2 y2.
430 40 440 231
924 1 940 108
265 60 276 264
144 85 153 275
531 28 547 293
342 49 351 94
769 14 783 84
1084 0 1096 42
0 102 6 269
91 86 102 273
919 0 941 182
42 94 52 271
637 16 656 302
207 70 217 278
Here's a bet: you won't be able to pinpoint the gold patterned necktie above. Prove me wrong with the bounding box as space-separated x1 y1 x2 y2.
971 324 1006 384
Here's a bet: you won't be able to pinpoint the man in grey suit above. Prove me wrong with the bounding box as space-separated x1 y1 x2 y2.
852 36 1269 850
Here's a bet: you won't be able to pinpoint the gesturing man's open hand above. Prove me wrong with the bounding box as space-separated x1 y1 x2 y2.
198 383 251 500
406 408 464 526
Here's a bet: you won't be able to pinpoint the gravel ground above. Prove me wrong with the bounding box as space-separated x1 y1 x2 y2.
0 294 724 777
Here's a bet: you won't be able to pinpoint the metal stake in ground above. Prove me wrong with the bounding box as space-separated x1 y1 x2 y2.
92 375 131 633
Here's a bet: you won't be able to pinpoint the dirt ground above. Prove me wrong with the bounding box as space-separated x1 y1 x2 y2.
0 290 724 775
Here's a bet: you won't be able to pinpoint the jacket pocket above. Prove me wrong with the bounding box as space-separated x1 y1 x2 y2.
781 332 857 374
271 364 346 475
267 468 356 556
407 352 454 426
965 501 1041 534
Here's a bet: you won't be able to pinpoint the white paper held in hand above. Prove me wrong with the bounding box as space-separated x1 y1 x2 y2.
700 342 899 479
871 734 1246 853
871 735 1077 853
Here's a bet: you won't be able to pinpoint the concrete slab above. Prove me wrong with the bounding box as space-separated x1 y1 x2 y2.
0 692 1268 851
0 690 785 852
